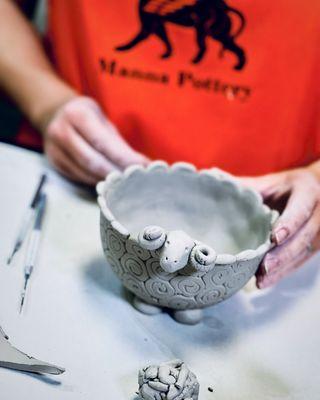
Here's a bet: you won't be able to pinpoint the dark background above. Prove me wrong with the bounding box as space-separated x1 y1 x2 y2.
0 0 40 148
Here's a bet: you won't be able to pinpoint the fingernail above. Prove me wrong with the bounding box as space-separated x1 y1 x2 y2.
263 255 279 274
273 227 289 245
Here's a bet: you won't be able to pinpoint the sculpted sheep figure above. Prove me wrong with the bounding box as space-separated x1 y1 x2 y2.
138 226 217 273
135 225 218 324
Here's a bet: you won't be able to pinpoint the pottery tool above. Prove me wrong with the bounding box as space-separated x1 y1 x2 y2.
19 193 47 313
0 325 65 375
7 173 47 265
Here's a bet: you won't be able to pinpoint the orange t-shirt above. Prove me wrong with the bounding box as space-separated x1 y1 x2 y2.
46 0 319 175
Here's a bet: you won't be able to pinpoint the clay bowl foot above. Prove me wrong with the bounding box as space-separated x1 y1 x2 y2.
172 309 203 325
133 296 162 315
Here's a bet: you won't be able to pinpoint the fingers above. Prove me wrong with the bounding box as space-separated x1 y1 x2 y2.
257 250 309 289
238 174 286 199
257 204 320 288
52 123 117 179
44 96 150 185
64 98 149 168
45 141 98 185
272 186 317 245
241 171 319 244
241 170 320 289
44 96 148 184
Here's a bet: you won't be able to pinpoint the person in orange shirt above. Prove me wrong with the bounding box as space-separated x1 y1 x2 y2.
0 0 319 288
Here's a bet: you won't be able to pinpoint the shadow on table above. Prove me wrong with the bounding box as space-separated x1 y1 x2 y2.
83 254 129 300
82 252 320 351
1 368 63 386
199 253 320 342
246 252 320 326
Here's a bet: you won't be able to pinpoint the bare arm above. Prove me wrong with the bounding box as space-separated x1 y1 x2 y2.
0 0 148 184
0 0 75 130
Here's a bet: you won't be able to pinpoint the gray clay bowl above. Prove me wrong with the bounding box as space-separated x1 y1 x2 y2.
97 161 278 323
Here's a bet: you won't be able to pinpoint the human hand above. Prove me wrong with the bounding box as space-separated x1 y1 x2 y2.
43 96 148 185
239 168 320 288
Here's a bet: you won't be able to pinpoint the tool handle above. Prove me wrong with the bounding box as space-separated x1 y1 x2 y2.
24 230 41 276
30 174 47 208
15 208 35 249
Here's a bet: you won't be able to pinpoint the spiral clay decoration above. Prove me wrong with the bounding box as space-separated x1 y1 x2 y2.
126 239 151 261
106 253 125 279
106 228 126 259
120 253 149 281
138 226 166 251
190 244 217 272
146 257 173 281
138 359 199 400
145 279 175 300
226 271 248 290
170 276 205 297
122 273 153 302
195 287 226 306
167 295 197 310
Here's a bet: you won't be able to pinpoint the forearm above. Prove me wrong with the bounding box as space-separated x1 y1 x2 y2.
0 0 76 131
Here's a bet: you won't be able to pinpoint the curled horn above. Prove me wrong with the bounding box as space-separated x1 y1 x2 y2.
138 226 166 251
190 243 217 272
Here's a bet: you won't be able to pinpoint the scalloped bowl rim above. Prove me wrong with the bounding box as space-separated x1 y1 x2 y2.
97 161 278 265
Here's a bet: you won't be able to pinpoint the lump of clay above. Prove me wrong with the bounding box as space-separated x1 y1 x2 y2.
138 359 199 400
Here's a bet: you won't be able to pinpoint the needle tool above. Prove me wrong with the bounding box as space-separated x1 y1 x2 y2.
19 193 47 313
7 173 47 265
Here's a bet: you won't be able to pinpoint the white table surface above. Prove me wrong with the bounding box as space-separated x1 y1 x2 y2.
0 142 319 400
